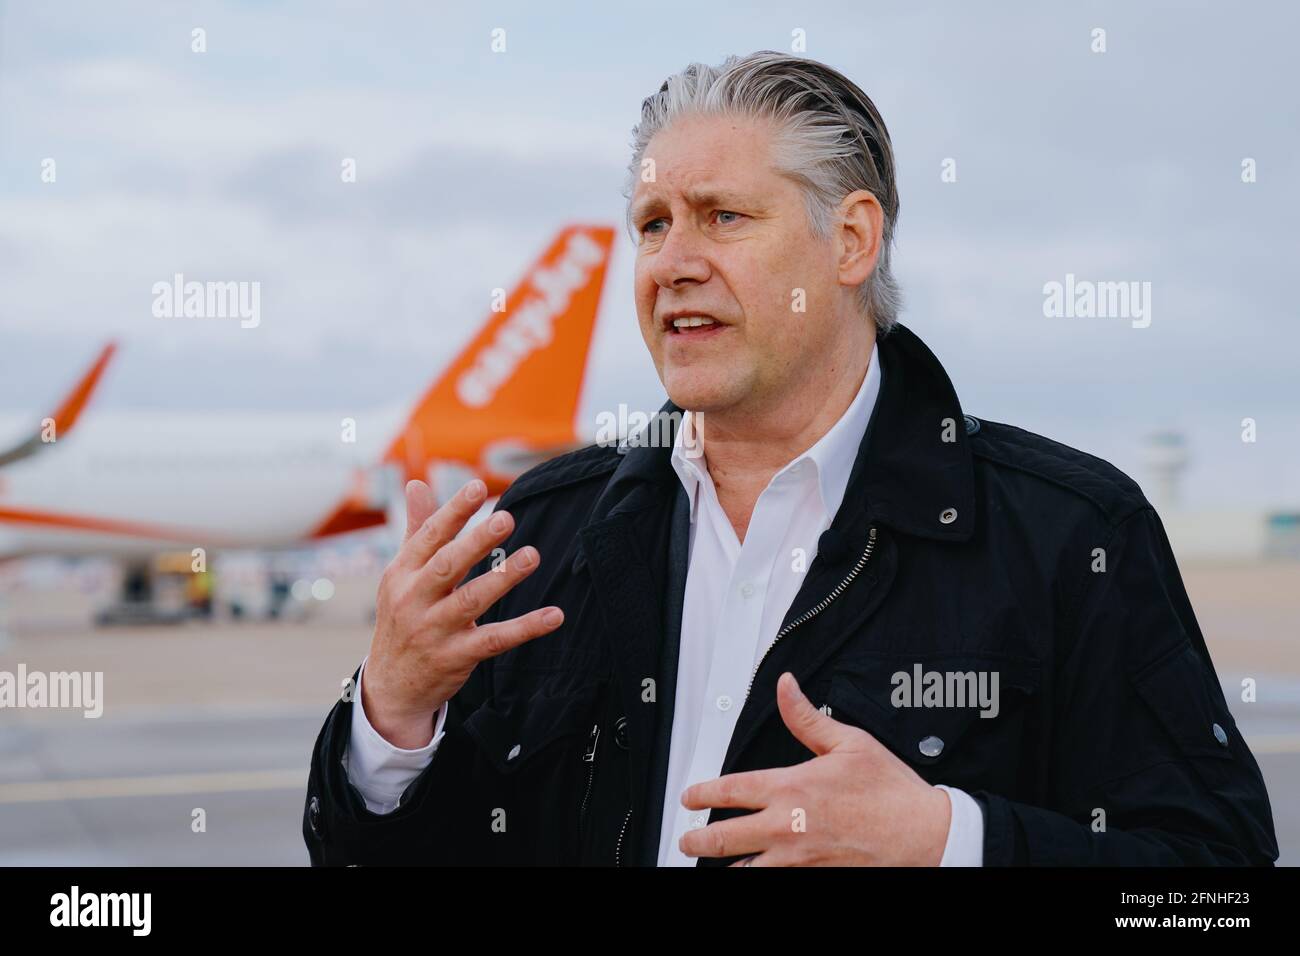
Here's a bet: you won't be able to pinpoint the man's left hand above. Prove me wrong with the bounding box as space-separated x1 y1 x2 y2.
679 671 952 866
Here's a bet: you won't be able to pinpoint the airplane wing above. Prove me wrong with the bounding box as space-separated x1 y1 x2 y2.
0 342 117 468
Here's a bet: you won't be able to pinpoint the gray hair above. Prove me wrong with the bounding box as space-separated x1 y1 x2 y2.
624 51 902 334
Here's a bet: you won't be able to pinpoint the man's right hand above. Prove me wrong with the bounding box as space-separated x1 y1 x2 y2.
360 477 564 749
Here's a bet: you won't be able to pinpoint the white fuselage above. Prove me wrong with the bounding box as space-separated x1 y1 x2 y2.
0 406 407 559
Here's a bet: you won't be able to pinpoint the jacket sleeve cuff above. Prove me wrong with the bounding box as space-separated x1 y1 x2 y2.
968 790 1028 865
935 785 984 866
343 656 446 814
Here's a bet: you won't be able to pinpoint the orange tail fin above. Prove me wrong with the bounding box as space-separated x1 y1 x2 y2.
383 224 615 494
0 341 117 468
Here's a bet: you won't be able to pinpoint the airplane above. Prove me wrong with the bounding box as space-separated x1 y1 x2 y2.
0 224 616 614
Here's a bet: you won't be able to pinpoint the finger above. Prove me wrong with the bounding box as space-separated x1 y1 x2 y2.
777 671 859 757
418 508 516 597
433 544 542 630
399 479 488 571
679 810 775 860
464 606 565 661
402 480 437 542
681 767 783 812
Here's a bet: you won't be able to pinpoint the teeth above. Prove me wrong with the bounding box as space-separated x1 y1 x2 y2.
671 316 717 329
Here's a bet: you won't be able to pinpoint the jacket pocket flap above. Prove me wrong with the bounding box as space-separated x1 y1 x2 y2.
464 685 600 774
1129 642 1236 761
828 652 1039 766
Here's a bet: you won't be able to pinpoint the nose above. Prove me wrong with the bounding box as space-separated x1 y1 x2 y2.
649 220 711 290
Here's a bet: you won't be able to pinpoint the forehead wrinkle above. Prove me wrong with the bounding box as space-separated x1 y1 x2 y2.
631 180 761 223
682 184 753 209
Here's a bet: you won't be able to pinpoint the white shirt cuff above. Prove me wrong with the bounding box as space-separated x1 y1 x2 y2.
935 785 984 866
342 656 447 815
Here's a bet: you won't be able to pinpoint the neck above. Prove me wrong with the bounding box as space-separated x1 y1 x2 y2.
695 327 874 542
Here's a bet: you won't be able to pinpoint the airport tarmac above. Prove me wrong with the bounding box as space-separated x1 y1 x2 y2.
1 562 1298 866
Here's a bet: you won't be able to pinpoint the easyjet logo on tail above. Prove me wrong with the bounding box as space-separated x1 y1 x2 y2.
456 231 607 408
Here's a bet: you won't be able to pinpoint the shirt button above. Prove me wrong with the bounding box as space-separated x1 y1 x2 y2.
1212 723 1229 747
716 695 732 712
692 814 707 828
918 735 945 758
740 582 754 598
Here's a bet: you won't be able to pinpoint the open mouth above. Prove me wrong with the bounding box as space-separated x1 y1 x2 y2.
664 314 726 337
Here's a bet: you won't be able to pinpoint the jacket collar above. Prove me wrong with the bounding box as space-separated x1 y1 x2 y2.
585 322 976 543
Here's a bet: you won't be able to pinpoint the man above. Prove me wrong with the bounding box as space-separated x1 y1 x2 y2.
303 52 1277 866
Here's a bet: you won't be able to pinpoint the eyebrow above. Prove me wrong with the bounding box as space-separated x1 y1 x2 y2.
629 185 757 224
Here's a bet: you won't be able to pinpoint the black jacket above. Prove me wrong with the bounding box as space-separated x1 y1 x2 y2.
303 323 1278 866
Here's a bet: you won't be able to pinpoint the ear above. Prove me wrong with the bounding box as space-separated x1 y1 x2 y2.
836 189 883 289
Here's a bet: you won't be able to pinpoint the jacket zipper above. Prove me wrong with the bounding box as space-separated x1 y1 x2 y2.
581 723 633 867
608 527 876 866
579 723 600 833
614 807 632 867
744 525 878 703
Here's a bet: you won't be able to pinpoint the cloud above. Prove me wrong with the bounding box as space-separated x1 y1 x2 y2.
0 0 1295 508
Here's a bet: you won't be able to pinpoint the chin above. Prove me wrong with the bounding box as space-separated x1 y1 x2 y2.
663 351 756 409
663 377 735 415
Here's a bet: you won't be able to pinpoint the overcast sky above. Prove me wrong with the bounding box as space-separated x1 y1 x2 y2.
1 0 1296 509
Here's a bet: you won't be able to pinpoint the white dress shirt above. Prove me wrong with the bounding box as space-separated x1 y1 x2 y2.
344 342 984 865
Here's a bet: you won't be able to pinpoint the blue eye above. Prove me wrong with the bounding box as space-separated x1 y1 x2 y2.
641 218 667 235
716 211 742 225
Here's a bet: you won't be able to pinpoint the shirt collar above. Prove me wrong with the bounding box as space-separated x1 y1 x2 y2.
575 324 978 582
668 342 882 524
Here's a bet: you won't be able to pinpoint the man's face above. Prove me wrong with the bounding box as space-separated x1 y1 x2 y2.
631 112 847 418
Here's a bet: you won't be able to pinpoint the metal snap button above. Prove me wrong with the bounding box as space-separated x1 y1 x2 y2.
1212 723 1229 747
918 735 945 758
939 508 958 525
614 716 630 750
507 743 521 761
308 795 323 838
963 415 981 436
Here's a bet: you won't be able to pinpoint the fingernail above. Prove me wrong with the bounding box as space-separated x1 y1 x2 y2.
490 512 509 533
467 479 486 501
542 607 562 626
514 547 537 570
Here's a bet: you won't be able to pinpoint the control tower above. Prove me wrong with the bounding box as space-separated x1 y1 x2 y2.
1143 430 1189 510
